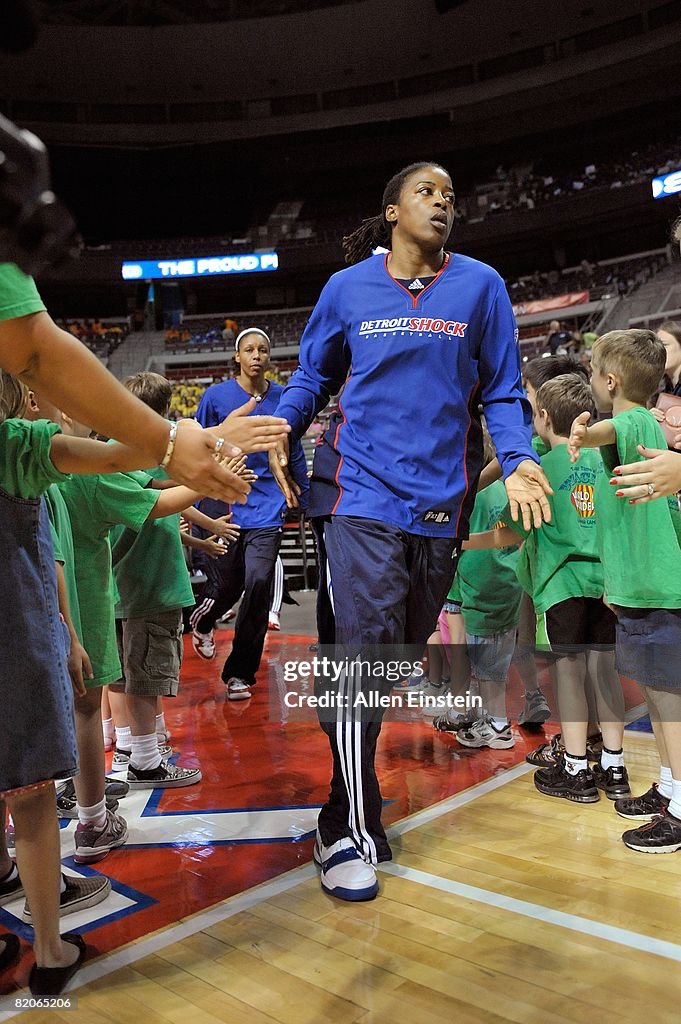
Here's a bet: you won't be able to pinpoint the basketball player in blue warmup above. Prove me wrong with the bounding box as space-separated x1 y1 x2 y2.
272 162 552 901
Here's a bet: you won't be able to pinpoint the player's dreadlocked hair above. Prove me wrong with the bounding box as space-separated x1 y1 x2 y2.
342 161 450 265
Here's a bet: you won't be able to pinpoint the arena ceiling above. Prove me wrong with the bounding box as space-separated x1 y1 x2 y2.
39 0 366 25
2 0 681 145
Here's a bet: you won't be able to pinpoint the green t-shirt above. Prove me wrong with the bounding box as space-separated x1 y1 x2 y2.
45 483 82 641
59 471 160 685
532 434 550 458
511 444 606 614
447 479 522 636
111 466 194 620
595 405 681 608
0 263 46 321
0 418 67 498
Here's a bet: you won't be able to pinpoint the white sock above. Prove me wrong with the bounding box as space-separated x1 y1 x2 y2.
490 716 509 731
659 765 673 799
77 797 107 829
131 732 162 771
102 717 114 742
115 725 132 752
564 754 588 776
669 778 681 820
601 747 624 770
155 713 167 741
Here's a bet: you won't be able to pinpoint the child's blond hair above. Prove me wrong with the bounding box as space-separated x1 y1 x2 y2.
591 329 665 404
123 372 172 416
0 371 29 423
536 374 596 437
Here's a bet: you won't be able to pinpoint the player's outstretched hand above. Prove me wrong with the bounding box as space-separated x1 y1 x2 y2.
504 459 553 530
218 398 290 454
568 411 591 463
269 436 301 509
610 444 681 503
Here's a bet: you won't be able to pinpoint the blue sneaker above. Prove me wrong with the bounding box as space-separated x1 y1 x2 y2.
313 834 378 902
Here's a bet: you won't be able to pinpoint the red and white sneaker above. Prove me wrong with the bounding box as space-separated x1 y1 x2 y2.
268 612 281 631
191 628 215 660
225 677 252 702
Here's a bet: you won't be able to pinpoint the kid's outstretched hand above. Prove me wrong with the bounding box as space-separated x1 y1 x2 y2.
568 411 591 463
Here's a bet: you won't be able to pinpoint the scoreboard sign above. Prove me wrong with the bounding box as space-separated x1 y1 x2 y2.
122 251 279 279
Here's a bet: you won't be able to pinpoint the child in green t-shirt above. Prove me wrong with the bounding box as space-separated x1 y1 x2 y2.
478 355 590 731
56 412 212 864
568 329 681 853
438 478 523 750
107 372 206 791
513 374 629 806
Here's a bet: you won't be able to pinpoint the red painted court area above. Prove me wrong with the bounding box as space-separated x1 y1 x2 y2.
0 629 645 985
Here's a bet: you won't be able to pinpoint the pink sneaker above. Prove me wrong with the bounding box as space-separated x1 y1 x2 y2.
74 808 128 864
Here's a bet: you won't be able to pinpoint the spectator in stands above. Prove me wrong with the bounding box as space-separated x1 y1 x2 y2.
546 320 574 356
655 321 681 397
222 318 238 345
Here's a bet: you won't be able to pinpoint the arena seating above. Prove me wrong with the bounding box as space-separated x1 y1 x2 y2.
165 309 312 354
56 318 130 362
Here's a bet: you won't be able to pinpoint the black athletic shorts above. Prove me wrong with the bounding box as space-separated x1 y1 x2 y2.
543 596 616 655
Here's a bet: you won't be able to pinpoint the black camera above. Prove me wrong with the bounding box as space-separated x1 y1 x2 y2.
0 113 81 277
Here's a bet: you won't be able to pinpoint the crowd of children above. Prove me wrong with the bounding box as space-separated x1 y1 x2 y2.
417 333 681 854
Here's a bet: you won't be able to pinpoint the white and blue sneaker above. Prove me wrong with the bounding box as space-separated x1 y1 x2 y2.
313 834 379 902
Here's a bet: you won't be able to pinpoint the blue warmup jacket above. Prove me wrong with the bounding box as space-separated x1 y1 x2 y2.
195 378 309 528
276 252 537 539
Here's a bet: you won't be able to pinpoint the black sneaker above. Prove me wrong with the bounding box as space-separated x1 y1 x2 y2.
614 782 670 820
56 790 120 820
59 777 129 804
526 732 564 768
621 811 681 853
0 863 23 906
534 761 599 803
592 763 632 800
433 712 476 733
127 759 202 789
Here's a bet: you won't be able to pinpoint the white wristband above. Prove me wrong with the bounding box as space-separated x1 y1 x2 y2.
160 421 178 468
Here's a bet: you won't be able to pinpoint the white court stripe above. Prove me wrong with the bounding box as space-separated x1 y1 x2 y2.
0 863 317 1022
0 760 534 1021
387 761 534 838
379 860 681 964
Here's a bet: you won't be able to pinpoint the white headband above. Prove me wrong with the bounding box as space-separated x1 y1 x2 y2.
235 327 271 352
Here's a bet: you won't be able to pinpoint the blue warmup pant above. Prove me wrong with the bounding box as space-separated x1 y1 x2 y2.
313 515 460 863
